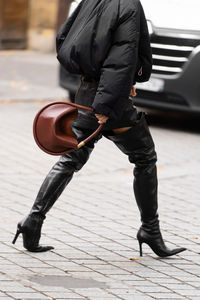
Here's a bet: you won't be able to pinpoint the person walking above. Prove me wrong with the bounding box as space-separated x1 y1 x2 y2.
13 0 186 257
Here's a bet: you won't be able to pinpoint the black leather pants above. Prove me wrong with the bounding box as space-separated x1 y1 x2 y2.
105 112 158 231
30 111 159 232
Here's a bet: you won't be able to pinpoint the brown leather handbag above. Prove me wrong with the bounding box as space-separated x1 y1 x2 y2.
33 101 103 156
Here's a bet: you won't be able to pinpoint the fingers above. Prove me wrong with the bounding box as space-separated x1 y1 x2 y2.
95 114 109 124
130 85 137 96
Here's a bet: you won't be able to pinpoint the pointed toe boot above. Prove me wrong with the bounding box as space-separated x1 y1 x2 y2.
137 226 186 258
12 214 54 252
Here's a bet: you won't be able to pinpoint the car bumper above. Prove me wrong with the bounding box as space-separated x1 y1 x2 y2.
134 46 200 113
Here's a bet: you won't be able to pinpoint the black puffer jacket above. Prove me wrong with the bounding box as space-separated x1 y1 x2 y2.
56 0 152 120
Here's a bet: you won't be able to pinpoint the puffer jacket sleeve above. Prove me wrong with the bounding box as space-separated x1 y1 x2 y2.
92 9 139 120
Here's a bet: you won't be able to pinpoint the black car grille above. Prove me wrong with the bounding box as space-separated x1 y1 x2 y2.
150 30 200 76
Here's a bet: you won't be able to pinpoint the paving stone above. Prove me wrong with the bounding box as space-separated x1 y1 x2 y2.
148 293 185 299
177 289 200 296
0 292 9 297
6 292 50 299
73 287 116 297
118 295 154 300
136 286 170 293
45 291 86 298
96 296 116 300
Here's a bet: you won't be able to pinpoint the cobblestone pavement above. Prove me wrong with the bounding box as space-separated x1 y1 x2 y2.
0 102 200 300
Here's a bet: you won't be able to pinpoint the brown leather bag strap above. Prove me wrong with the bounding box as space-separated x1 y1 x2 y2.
77 124 103 149
64 101 94 112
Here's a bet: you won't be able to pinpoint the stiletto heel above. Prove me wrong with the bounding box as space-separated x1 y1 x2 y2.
12 228 21 244
139 241 143 257
137 227 186 258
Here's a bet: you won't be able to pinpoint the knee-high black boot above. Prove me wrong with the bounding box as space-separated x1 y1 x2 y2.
12 127 96 252
12 160 74 252
106 112 186 257
133 145 186 257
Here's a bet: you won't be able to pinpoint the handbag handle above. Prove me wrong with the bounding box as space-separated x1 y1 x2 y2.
64 101 94 112
77 124 103 148
65 102 104 149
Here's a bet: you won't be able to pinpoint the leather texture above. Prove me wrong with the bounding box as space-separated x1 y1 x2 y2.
16 214 54 252
104 115 186 257
15 126 100 252
33 102 78 155
30 126 100 217
104 111 159 227
137 227 186 257
33 101 103 156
